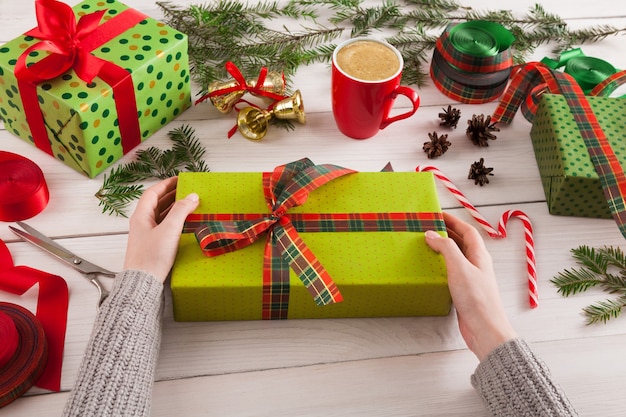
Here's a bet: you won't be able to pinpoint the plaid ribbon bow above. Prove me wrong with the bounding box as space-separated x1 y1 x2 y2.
492 62 626 239
184 159 446 319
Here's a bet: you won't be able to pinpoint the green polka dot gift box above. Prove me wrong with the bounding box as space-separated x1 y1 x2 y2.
171 167 451 321
530 94 626 219
0 0 191 178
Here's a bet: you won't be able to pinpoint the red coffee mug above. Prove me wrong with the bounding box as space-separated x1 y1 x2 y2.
332 37 420 139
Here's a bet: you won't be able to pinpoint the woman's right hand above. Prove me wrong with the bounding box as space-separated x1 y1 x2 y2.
425 212 517 361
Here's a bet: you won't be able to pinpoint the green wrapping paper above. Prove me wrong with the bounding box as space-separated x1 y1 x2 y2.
530 94 626 218
0 0 191 178
171 170 451 321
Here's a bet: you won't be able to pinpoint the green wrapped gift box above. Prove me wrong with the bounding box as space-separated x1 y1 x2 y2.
530 94 626 218
171 169 451 321
0 0 191 178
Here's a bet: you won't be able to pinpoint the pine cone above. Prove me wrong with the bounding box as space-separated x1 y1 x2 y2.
468 158 494 186
438 105 461 128
466 114 499 147
423 131 451 159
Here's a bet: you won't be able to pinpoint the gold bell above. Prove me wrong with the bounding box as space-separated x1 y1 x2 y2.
248 71 286 98
207 79 245 114
237 90 306 141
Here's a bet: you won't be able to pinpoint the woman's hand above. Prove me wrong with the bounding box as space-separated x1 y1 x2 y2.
425 212 517 361
123 177 200 283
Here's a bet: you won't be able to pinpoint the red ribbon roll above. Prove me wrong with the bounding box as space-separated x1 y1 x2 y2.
0 239 68 393
0 310 19 368
0 302 48 409
0 151 49 222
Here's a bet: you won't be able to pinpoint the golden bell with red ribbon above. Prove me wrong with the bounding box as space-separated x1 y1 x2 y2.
248 71 286 99
237 90 306 141
207 71 286 114
207 80 245 113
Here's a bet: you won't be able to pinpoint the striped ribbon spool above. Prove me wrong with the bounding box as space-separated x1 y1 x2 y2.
430 21 515 104
0 303 48 409
416 165 538 308
0 152 49 222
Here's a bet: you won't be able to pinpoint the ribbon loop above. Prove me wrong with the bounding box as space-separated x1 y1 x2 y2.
0 239 69 393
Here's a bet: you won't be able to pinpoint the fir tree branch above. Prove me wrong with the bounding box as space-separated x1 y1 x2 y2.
94 125 210 217
551 267 602 297
582 296 626 325
552 245 626 325
160 0 626 96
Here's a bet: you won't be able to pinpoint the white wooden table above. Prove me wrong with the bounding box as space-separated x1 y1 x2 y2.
1 0 626 415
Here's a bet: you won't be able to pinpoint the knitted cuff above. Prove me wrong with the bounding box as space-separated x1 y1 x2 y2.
471 338 578 417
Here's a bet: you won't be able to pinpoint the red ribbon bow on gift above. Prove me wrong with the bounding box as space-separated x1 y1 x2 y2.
17 0 107 83
14 0 146 157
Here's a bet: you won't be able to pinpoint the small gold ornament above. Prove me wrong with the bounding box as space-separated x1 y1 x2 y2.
237 90 306 141
207 79 245 113
207 71 286 113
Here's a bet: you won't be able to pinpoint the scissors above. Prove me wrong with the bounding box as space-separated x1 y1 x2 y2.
9 221 116 307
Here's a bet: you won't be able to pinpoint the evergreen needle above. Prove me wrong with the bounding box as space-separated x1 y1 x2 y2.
95 125 210 217
552 245 626 325
158 0 626 91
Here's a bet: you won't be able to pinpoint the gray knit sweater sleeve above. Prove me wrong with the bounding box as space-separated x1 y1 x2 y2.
471 338 579 417
62 269 163 417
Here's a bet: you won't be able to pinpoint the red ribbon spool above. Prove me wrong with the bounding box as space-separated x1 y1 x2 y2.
0 302 48 409
0 152 49 222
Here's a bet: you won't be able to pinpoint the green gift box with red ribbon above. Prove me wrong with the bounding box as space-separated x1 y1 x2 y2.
0 0 191 178
530 94 626 219
170 159 451 321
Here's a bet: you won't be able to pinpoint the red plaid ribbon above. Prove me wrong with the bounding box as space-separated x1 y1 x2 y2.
183 159 446 319
493 62 626 239
430 21 514 104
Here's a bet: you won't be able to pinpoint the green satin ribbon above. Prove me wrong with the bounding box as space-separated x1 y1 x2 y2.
449 20 515 57
541 48 618 93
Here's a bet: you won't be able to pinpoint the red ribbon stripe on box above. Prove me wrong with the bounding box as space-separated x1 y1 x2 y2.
14 0 146 156
183 159 447 320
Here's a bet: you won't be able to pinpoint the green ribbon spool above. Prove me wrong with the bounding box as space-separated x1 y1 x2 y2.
542 48 618 92
449 21 515 57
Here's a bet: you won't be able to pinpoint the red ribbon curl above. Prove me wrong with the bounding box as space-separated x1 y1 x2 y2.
0 239 69 392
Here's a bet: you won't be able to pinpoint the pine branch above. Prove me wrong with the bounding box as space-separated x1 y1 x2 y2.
571 245 608 275
551 267 602 297
552 245 626 324
95 167 146 217
160 0 626 96
95 125 210 217
582 296 626 325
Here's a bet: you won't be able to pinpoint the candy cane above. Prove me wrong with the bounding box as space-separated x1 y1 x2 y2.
417 165 538 308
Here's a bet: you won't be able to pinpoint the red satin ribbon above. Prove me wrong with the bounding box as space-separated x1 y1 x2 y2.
0 151 49 222
0 239 69 392
14 0 146 156
195 61 287 106
0 310 19 368
0 303 48 408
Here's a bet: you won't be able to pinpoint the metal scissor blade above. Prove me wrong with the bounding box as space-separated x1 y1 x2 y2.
10 223 76 260
9 222 116 277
